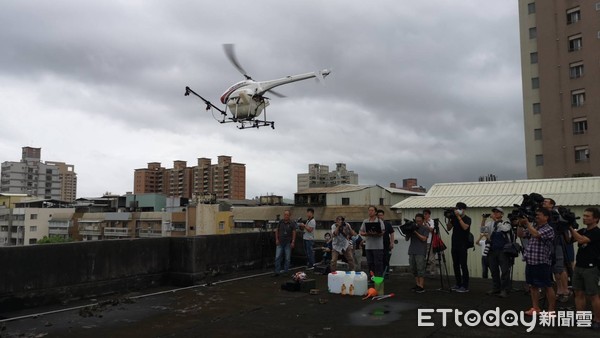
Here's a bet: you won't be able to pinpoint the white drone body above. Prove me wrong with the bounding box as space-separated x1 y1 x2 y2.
220 70 330 120
185 44 330 129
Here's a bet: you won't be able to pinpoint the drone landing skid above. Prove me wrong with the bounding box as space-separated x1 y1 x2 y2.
185 86 275 129
234 119 275 130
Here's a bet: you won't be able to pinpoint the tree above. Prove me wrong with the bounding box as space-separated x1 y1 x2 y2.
37 236 73 244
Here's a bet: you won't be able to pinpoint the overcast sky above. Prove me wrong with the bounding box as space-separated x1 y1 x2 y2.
0 0 526 199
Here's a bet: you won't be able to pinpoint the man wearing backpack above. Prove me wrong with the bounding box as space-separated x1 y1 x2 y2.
484 207 513 298
569 207 600 330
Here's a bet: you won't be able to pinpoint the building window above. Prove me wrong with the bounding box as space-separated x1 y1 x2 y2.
569 62 583 79
568 35 582 52
535 155 544 166
30 226 37 232
566 7 581 24
531 77 539 89
342 197 350 206
573 118 588 135
30 214 37 220
571 90 585 107
575 146 589 162
29 239 37 245
218 221 224 231
532 103 541 114
529 27 537 39
530 52 538 64
534 128 542 140
528 2 536 14
379 198 385 206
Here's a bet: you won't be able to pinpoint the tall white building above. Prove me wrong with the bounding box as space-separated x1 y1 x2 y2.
0 147 75 200
297 163 358 191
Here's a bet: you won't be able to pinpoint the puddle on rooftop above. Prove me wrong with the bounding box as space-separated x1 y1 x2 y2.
349 301 418 326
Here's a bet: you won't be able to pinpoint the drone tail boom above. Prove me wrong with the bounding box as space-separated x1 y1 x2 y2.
256 69 331 96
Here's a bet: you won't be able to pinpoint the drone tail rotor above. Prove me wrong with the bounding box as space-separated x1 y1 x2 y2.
314 69 332 83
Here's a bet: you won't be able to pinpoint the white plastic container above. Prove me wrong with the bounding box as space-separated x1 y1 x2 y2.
328 271 346 294
328 271 368 296
352 271 368 296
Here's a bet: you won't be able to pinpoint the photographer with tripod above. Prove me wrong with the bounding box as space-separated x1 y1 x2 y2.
483 207 514 298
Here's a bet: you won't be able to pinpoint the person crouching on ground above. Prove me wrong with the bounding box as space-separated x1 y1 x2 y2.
330 216 356 272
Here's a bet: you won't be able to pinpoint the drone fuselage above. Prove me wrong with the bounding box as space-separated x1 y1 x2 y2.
219 69 330 120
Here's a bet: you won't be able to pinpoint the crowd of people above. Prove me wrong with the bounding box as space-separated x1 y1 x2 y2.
272 202 600 329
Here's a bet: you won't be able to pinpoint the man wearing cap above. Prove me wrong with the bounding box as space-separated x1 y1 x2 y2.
483 207 514 298
447 202 472 293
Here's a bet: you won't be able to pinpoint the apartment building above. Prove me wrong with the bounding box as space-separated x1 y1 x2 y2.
0 147 74 200
297 163 358 191
519 1 600 178
46 161 77 202
134 155 246 200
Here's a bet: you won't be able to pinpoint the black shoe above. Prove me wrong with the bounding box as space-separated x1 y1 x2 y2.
415 286 425 293
411 285 419 292
497 290 508 298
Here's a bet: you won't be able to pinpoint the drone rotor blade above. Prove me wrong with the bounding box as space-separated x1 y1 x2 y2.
223 44 252 80
267 89 286 98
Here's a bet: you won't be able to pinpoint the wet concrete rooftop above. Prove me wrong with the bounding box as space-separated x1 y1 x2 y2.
0 269 597 337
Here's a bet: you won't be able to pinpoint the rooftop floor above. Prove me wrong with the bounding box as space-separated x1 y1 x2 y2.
1 268 597 337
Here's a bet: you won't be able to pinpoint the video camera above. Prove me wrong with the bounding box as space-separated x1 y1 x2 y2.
443 208 457 220
508 193 545 223
400 218 417 236
553 206 580 231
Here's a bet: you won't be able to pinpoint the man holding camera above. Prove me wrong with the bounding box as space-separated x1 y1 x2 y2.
483 207 513 298
330 216 356 272
406 213 430 293
569 207 600 330
446 202 472 293
518 208 556 316
299 208 316 269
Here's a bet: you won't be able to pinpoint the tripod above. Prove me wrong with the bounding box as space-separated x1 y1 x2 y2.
428 219 452 292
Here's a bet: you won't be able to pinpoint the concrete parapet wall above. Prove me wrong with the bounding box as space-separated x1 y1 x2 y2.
0 232 276 312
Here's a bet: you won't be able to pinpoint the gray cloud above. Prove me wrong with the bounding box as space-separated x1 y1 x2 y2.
0 0 526 199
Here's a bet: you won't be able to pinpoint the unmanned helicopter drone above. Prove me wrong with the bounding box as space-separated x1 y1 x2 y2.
185 44 330 129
